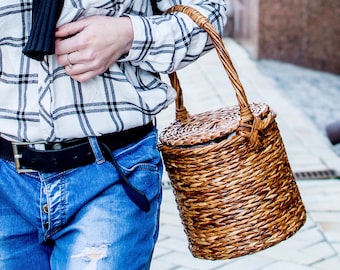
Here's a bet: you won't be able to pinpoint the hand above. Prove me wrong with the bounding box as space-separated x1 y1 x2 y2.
55 16 133 82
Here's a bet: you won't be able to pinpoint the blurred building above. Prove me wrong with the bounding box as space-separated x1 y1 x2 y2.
225 0 339 74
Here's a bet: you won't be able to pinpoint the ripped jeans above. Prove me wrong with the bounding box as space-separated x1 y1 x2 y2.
0 129 163 270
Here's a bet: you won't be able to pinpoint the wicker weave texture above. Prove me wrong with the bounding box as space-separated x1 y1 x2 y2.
159 5 306 260
160 118 306 259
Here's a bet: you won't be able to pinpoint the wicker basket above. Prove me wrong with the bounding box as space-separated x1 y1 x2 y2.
159 6 306 260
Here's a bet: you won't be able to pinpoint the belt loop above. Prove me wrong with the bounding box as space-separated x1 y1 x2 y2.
88 137 106 164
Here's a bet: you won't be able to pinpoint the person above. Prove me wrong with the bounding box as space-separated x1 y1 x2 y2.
0 0 227 269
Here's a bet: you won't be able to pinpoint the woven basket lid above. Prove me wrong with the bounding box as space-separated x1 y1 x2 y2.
159 103 270 147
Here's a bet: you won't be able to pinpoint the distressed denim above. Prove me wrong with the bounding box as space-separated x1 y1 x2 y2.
0 129 163 270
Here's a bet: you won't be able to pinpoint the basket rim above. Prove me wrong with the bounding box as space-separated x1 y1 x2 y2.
159 102 272 147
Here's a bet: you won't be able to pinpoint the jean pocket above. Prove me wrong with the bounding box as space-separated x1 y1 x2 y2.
111 130 163 205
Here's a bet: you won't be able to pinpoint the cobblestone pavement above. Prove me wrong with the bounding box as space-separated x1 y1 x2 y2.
257 60 340 156
150 38 340 270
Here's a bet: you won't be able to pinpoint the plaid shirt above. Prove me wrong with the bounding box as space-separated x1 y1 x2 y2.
0 0 226 142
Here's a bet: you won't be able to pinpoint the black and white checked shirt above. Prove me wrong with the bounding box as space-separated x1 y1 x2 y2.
0 0 226 142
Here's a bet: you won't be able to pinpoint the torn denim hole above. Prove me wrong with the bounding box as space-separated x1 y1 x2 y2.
71 244 108 270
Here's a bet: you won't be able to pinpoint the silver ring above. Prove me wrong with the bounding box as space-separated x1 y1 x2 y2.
67 53 73 68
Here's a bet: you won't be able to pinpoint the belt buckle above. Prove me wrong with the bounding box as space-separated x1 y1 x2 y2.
11 142 38 173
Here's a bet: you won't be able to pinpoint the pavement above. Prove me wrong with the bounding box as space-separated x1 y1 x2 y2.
150 38 340 270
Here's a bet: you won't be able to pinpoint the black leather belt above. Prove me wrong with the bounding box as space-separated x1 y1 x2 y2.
0 122 154 212
0 122 153 174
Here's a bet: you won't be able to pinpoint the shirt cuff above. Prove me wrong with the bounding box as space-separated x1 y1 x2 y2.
119 15 153 63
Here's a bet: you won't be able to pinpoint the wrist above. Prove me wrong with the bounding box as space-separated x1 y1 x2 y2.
119 16 134 55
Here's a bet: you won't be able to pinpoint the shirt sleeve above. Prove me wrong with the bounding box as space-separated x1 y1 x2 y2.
119 0 227 73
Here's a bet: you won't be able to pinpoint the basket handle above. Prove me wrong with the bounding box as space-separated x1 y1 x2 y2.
166 5 254 126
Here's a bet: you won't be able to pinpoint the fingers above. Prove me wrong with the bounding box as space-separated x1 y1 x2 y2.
54 16 132 82
55 20 89 56
60 51 107 82
57 51 77 68
55 20 86 39
65 65 101 83
55 35 79 56
59 50 105 73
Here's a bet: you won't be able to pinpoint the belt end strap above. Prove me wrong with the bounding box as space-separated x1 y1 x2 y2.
101 143 151 212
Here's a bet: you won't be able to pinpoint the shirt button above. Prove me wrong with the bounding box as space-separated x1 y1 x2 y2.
44 221 49 229
43 204 49 214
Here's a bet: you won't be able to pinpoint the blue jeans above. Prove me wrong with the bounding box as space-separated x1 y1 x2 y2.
0 129 163 270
